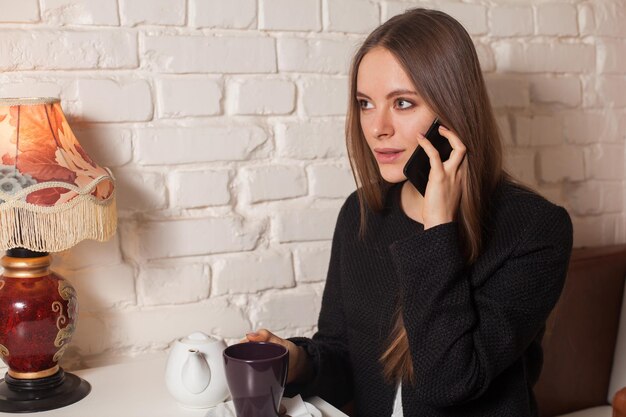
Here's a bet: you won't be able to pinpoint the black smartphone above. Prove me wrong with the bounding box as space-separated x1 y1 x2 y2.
403 118 453 196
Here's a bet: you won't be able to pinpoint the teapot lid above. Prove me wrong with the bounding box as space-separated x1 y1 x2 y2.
181 332 219 345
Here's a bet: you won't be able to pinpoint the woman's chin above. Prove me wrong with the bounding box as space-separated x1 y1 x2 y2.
379 168 407 184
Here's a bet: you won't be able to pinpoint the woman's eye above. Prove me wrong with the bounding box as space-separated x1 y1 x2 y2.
396 99 414 110
358 99 373 110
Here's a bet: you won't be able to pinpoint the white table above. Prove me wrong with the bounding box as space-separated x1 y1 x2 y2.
0 357 347 417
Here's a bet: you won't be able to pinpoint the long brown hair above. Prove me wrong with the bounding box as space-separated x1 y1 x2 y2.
345 8 515 384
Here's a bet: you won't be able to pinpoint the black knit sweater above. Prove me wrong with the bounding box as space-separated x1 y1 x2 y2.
286 179 573 417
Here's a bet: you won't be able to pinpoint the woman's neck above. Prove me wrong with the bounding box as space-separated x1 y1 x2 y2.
400 180 424 224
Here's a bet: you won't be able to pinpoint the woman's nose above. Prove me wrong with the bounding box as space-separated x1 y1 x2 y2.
372 109 393 139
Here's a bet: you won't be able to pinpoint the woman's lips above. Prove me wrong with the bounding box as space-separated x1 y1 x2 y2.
374 148 404 164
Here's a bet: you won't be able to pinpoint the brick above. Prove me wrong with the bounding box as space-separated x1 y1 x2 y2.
529 115 563 146
189 0 256 29
485 76 530 108
136 217 262 259
618 114 626 142
105 299 250 349
324 0 379 34
538 147 584 183
277 37 355 74
602 182 624 213
581 75 598 108
56 264 136 313
250 287 320 330
529 76 581 107
120 0 185 26
381 1 412 22
242 165 307 203
169 169 231 208
562 112 606 144
563 181 603 216
274 207 340 242
584 144 625 180
294 243 331 283
142 35 276 74
0 79 63 101
494 42 595 73
495 115 513 147
76 79 152 122
513 115 531 147
229 78 296 115
0 31 137 71
580 1 626 37
42 0 118 25
54 234 123 270
617 214 626 244
308 164 355 198
0 0 39 22
474 42 495 72
112 168 167 211
301 77 349 116
578 4 594 36
259 0 321 31
69 312 108 355
156 78 222 118
135 126 269 165
275 120 347 159
73 126 133 167
597 40 626 74
490 6 533 36
138 264 208 306
503 148 535 185
437 2 487 35
212 251 295 295
597 76 626 107
536 3 578 36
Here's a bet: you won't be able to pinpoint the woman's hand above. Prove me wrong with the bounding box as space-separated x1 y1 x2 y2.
240 329 313 384
416 125 468 230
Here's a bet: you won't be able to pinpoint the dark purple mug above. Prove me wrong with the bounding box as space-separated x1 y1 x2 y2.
223 342 289 417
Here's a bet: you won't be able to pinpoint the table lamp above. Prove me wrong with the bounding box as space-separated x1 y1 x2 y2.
0 97 117 412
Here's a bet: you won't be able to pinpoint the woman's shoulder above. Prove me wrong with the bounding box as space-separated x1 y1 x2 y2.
333 189 361 230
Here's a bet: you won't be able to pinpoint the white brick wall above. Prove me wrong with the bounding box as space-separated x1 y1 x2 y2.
228 78 296 115
0 0 40 22
260 0 321 31
156 77 222 118
0 0 622 370
42 0 118 25
242 165 308 203
189 0 257 29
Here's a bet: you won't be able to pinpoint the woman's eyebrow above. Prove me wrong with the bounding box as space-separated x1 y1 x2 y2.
355 89 420 99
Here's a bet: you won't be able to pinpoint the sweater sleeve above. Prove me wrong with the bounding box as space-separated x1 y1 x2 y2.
389 205 573 407
283 200 354 407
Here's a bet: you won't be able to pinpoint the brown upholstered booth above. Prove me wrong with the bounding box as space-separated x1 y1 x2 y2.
535 245 626 417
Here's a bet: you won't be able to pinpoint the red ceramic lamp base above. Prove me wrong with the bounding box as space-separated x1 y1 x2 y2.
0 248 89 413
0 368 91 413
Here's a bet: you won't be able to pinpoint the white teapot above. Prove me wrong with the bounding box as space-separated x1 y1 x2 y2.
165 332 230 408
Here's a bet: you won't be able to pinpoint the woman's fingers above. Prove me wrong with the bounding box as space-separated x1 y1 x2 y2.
243 329 307 384
416 133 443 175
245 329 288 347
437 125 466 171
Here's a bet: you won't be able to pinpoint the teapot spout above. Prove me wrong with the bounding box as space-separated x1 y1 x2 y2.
181 349 212 394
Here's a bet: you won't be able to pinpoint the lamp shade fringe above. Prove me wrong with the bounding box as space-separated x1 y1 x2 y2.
0 193 116 253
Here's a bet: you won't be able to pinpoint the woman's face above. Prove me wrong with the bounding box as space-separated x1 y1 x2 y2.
356 47 437 183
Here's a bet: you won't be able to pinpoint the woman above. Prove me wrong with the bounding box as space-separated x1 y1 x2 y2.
245 8 573 417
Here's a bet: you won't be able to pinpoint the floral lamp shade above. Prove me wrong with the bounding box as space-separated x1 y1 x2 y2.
0 97 116 252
